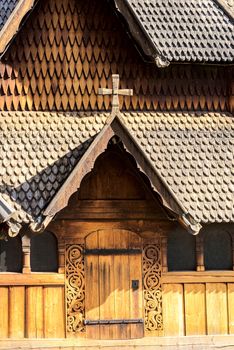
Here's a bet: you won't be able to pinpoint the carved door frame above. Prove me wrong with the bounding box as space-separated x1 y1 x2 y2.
65 232 163 338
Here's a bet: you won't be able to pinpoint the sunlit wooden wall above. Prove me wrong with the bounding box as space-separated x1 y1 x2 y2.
0 282 65 338
0 280 233 338
163 282 234 336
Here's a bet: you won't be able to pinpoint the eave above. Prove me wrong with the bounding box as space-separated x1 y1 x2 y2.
32 114 201 235
0 0 37 57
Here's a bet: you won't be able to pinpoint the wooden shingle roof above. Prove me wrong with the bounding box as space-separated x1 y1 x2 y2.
0 111 233 230
0 0 233 64
115 0 234 64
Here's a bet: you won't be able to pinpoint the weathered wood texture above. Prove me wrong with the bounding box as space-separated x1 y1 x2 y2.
1 336 234 349
85 229 143 340
162 282 234 336
0 0 231 112
0 285 65 338
57 147 167 223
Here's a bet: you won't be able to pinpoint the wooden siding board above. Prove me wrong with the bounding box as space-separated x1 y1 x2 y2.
162 284 184 336
44 286 65 338
26 286 44 338
206 283 228 335
184 283 206 335
228 283 234 334
0 287 9 338
9 286 25 338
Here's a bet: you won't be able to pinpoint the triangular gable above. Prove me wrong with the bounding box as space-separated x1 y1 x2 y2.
40 114 201 235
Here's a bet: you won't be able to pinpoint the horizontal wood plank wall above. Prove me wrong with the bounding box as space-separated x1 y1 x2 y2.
0 285 65 338
162 282 234 337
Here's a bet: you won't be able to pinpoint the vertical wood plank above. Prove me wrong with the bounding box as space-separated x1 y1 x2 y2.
162 284 184 336
0 287 9 338
9 286 25 338
85 231 100 339
44 286 65 338
99 230 115 340
26 286 44 338
227 283 234 334
206 283 228 335
184 284 206 335
113 230 130 339
129 231 143 339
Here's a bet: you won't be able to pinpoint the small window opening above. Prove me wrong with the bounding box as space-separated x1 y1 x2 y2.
31 231 58 272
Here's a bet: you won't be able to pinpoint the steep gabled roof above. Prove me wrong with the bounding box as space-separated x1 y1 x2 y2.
42 113 196 231
0 111 233 233
0 0 233 64
114 0 234 65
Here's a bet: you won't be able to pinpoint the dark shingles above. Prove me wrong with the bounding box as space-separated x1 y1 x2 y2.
126 0 234 62
0 111 233 225
0 0 20 30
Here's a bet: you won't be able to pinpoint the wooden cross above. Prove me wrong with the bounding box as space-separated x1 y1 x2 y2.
98 74 133 114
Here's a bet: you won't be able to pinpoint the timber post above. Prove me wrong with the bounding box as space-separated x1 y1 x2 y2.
196 235 205 272
22 235 31 274
58 240 65 274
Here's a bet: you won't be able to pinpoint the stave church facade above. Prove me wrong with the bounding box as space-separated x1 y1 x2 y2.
0 0 233 348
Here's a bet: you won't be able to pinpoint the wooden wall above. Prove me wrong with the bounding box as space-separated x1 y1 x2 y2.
0 277 65 338
162 282 234 336
0 279 233 338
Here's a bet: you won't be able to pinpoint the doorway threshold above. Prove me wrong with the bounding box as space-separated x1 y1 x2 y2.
0 336 234 350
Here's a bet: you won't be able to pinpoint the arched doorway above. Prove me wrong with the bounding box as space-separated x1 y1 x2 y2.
85 229 143 340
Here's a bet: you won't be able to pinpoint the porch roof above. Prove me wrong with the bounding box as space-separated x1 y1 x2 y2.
0 110 233 231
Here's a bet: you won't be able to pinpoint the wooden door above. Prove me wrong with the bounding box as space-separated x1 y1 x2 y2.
85 229 143 339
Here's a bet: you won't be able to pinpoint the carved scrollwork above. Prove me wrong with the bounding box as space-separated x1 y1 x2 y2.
65 244 85 333
143 243 163 331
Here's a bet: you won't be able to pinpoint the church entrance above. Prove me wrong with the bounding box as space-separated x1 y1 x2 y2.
85 229 144 340
63 143 164 339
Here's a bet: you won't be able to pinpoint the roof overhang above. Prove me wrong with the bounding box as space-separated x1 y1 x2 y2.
0 196 21 237
30 113 202 235
112 0 169 67
0 0 37 57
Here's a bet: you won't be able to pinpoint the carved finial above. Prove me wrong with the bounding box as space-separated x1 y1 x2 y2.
98 74 133 114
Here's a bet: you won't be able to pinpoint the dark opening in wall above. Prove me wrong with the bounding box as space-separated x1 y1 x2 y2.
0 236 23 272
167 226 196 271
203 225 233 270
31 231 58 272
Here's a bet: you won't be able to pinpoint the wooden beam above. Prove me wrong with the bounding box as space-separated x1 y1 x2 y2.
162 271 234 284
0 273 65 286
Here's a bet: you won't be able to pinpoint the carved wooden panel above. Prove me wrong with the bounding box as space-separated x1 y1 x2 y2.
143 241 163 332
65 244 85 333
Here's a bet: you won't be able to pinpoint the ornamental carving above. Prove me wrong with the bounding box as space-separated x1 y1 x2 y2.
143 243 163 331
65 244 85 333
